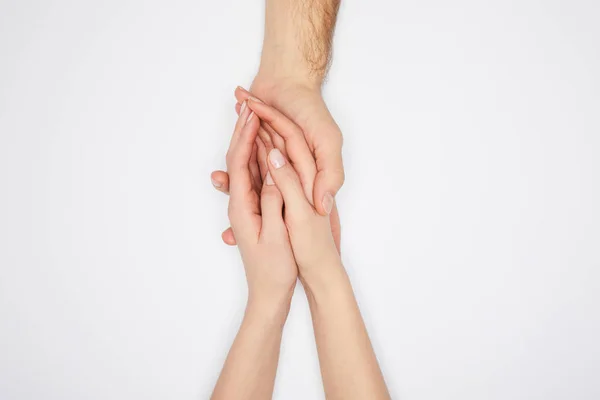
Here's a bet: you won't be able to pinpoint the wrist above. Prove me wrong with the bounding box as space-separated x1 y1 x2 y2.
256 65 323 91
255 58 323 94
246 289 294 324
300 260 350 305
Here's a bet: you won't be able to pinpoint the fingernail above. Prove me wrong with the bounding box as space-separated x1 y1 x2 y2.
269 148 286 169
248 96 263 103
265 171 274 186
246 111 254 124
239 101 250 126
211 178 222 188
322 192 334 215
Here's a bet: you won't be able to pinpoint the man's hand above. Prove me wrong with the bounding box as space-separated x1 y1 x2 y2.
211 83 343 249
211 0 343 248
236 81 344 215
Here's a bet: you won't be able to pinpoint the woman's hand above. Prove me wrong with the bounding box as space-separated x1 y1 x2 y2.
244 79 345 215
243 99 343 288
224 101 298 309
211 86 342 252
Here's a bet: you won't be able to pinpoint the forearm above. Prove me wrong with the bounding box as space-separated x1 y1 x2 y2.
303 265 390 400
259 0 341 86
211 299 290 400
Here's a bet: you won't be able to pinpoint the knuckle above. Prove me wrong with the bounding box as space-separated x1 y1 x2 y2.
290 126 304 140
285 206 313 226
261 188 280 202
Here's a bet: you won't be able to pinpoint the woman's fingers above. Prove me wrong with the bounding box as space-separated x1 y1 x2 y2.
267 149 313 216
226 102 262 244
211 170 230 194
259 172 286 240
249 142 263 193
226 108 259 199
247 98 317 205
221 227 237 246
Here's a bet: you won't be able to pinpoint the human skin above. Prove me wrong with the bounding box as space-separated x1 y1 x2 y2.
248 100 391 400
212 99 390 399
211 102 297 400
211 0 344 247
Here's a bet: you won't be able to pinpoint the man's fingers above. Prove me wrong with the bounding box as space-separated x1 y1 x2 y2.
267 148 312 215
211 170 230 194
313 140 345 215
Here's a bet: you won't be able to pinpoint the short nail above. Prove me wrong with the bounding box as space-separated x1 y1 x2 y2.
322 192 334 215
269 148 286 169
239 100 247 116
265 171 274 186
246 111 254 124
248 96 263 103
211 178 222 188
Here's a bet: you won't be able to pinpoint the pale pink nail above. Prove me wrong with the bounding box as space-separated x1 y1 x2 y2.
322 192 334 215
269 149 286 169
211 178 222 188
246 111 255 124
265 171 274 186
239 100 249 125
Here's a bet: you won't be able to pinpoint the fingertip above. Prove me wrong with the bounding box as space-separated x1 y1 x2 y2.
313 171 344 215
211 170 229 193
313 193 330 216
247 96 264 105
268 148 286 169
322 192 334 215
235 86 250 103
221 227 237 246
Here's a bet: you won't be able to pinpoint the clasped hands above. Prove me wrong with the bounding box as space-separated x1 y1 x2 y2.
211 86 344 311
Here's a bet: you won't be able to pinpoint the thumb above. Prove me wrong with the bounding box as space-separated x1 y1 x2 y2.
267 148 313 216
259 172 286 240
314 149 345 217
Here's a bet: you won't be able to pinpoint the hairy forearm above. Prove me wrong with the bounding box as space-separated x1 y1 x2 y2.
211 301 290 399
303 265 390 400
260 0 341 85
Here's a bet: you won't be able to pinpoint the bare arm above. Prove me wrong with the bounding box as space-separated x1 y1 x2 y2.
211 301 290 400
211 102 297 399
259 0 341 86
305 267 391 400
212 0 344 243
246 100 390 399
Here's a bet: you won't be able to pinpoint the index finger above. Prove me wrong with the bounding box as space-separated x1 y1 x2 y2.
247 98 317 205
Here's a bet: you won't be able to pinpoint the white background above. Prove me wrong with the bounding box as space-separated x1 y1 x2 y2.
1 0 599 399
